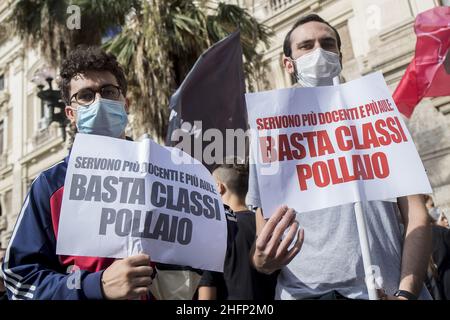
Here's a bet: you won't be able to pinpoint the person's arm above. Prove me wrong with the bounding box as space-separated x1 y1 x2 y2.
198 286 217 300
197 270 222 300
1 174 152 300
251 206 304 274
437 227 450 300
394 194 432 299
1 174 106 300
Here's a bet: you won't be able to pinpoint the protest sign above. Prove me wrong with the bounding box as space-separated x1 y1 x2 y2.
56 134 227 272
246 71 432 217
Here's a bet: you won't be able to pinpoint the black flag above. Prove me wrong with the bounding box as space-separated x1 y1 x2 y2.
166 30 248 171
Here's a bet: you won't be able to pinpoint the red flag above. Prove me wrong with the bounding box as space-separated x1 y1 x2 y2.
393 6 450 118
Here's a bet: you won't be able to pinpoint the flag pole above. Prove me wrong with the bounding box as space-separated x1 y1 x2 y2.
354 202 378 300
332 76 378 300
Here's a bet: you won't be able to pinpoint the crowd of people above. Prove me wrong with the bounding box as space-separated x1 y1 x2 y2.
0 14 449 300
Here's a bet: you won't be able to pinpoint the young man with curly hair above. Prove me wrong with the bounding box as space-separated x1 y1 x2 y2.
1 46 154 300
249 14 431 300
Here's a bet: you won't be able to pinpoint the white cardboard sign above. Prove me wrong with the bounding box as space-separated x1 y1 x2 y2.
246 72 432 216
56 134 227 272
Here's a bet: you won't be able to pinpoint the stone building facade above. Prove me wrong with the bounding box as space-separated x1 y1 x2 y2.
0 1 67 249
0 0 449 249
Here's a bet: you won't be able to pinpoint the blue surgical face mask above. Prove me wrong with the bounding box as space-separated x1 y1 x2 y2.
76 98 128 138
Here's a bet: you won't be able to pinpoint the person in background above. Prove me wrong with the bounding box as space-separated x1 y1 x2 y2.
0 249 7 300
198 160 278 300
425 195 450 300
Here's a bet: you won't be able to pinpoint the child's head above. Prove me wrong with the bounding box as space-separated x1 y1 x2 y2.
212 158 249 206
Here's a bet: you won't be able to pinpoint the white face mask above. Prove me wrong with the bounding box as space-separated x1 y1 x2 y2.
293 47 342 87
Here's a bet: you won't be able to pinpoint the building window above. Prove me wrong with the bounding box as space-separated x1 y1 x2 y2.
3 190 11 219
0 120 4 155
270 0 294 12
337 23 355 63
40 100 46 120
0 74 4 91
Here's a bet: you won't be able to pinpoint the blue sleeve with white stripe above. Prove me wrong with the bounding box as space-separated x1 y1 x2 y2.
0 173 104 300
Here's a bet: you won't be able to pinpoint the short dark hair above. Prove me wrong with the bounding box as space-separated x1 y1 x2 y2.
283 14 342 58
213 159 249 198
59 46 127 105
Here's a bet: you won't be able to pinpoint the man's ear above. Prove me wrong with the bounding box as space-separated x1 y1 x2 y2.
65 106 76 124
283 56 296 75
217 182 226 196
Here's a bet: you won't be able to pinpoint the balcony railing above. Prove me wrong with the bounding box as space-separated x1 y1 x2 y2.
269 0 295 12
253 0 299 20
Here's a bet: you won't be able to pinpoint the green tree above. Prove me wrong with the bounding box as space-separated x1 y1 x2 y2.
11 0 272 140
11 0 138 63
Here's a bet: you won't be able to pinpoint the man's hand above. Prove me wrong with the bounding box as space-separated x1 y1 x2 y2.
377 289 408 300
252 206 304 274
101 254 153 300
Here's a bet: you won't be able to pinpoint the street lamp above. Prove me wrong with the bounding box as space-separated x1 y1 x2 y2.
31 67 69 141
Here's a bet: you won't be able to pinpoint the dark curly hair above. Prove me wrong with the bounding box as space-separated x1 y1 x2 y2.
59 46 127 105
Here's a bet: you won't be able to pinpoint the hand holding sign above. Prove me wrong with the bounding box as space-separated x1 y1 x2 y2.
252 206 304 274
101 254 153 300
